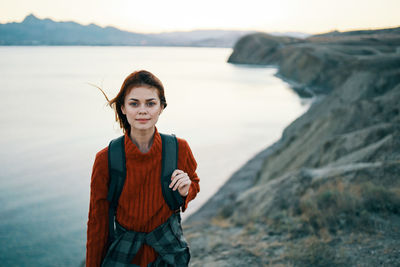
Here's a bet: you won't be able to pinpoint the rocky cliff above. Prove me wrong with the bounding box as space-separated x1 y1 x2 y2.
184 27 400 266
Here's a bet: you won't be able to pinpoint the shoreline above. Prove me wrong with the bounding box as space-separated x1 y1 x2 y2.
185 64 315 223
186 136 285 224
185 27 400 266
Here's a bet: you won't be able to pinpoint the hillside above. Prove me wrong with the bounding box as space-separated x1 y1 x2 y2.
185 27 400 266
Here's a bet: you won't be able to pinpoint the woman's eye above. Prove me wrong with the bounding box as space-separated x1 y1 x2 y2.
129 102 138 107
147 102 156 107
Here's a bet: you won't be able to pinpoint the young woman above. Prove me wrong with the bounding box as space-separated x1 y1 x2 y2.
86 70 200 267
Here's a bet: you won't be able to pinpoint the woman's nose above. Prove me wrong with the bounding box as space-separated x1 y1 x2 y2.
138 105 148 114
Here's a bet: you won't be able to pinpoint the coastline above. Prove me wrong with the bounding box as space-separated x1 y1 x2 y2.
186 137 285 225
185 27 400 266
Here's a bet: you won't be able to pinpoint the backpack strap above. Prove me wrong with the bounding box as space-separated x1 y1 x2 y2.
160 133 184 212
106 135 126 244
106 132 183 245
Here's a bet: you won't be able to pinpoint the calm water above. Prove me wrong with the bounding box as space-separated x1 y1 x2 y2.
0 46 310 266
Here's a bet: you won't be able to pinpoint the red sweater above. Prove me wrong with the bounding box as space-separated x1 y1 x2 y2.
86 128 200 267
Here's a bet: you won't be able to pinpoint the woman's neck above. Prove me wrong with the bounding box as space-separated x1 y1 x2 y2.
129 126 156 153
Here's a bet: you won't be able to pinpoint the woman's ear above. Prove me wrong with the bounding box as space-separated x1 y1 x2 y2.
121 105 126 115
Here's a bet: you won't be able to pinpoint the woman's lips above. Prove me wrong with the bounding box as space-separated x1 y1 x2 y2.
136 119 150 123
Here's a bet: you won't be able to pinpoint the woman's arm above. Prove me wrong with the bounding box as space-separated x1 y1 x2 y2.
86 148 110 267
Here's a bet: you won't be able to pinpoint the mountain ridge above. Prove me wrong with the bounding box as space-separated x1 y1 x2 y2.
0 14 310 47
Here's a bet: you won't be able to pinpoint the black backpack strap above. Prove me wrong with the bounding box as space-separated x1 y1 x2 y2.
106 135 126 244
160 133 184 212
106 132 182 247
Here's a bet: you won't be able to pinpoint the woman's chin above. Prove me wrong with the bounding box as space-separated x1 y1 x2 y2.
132 123 155 131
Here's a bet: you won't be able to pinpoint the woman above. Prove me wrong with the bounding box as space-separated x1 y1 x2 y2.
86 70 200 267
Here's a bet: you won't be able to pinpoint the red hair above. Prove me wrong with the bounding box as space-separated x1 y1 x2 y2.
95 70 167 134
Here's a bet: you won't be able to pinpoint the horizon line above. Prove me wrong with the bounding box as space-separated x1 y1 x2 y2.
2 12 400 36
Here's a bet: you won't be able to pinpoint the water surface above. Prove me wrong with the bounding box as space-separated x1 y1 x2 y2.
0 46 309 266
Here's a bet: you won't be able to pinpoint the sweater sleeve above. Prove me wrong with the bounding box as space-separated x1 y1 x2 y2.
177 138 200 212
86 147 110 267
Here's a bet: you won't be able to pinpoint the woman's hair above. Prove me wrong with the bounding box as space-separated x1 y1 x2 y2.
94 70 167 134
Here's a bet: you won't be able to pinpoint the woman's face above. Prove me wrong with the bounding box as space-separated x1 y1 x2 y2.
121 86 163 132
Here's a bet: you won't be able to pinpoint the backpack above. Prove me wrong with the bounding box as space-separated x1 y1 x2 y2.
106 133 184 244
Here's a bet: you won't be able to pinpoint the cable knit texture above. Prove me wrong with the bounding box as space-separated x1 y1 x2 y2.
86 127 200 267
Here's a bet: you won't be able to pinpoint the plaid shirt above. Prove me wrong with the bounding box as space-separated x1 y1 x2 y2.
101 213 190 267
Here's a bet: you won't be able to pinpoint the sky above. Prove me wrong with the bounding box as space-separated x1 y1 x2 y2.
1 0 399 34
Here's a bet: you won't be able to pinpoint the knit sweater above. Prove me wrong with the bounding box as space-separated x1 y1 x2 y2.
86 127 200 267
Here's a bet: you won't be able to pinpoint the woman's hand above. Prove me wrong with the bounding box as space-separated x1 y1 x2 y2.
169 169 191 197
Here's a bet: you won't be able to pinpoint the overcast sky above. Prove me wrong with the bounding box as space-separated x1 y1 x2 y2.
1 0 399 34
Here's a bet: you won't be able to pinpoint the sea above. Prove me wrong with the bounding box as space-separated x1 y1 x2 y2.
0 46 310 266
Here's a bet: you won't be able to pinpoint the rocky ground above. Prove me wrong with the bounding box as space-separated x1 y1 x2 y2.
184 27 400 266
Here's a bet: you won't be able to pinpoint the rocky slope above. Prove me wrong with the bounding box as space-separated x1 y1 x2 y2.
184 27 400 266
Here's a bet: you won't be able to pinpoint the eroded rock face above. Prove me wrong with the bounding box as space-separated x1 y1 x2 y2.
185 28 400 266
227 33 302 64
228 28 400 96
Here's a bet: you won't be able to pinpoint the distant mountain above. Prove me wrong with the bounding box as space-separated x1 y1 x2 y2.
148 29 257 47
0 14 309 47
0 14 163 46
270 31 311 39
0 14 254 47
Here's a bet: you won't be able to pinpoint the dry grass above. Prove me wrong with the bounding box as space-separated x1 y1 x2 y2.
296 180 400 235
266 178 400 265
210 216 233 228
284 236 346 266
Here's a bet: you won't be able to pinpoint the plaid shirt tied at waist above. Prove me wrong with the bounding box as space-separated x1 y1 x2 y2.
101 213 190 267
